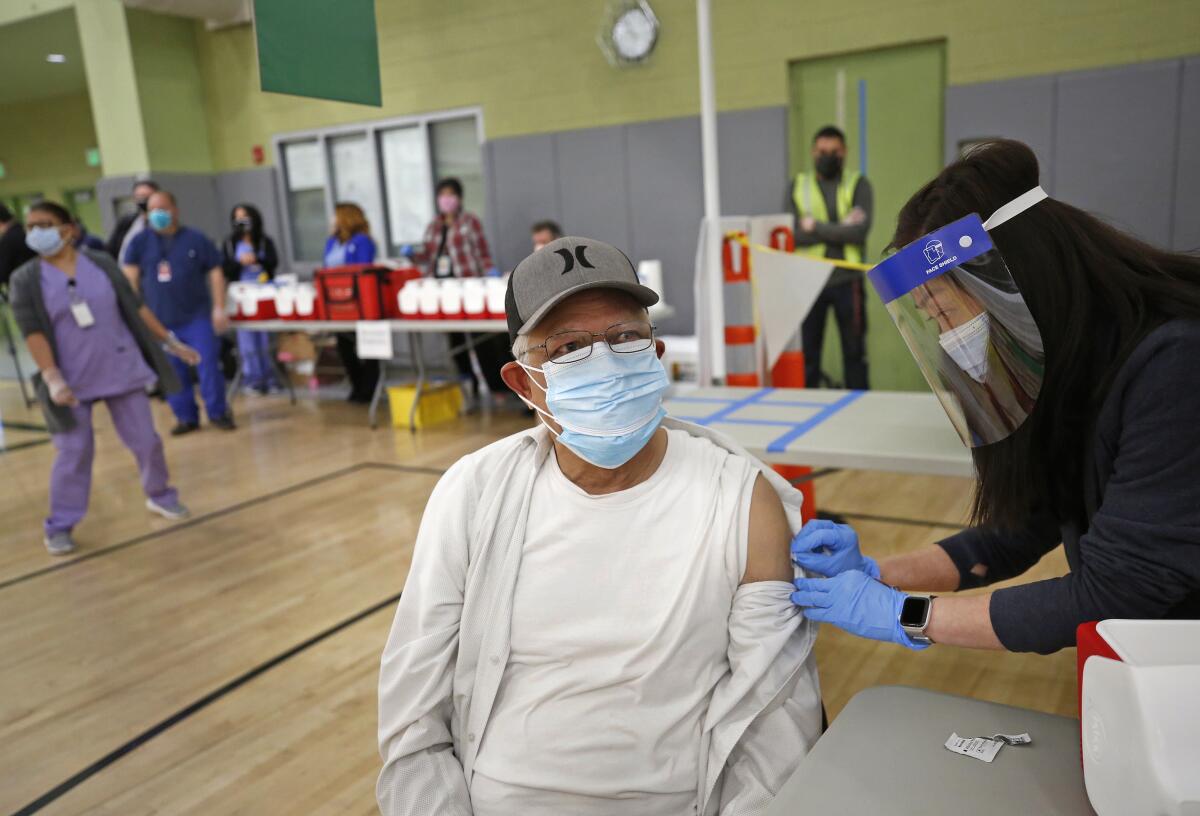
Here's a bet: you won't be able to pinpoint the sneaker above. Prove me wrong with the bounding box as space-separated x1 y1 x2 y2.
170 421 200 436
146 496 191 520
44 531 76 556
210 415 236 431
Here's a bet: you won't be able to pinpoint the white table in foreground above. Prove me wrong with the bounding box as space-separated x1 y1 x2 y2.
664 386 973 477
765 686 1093 815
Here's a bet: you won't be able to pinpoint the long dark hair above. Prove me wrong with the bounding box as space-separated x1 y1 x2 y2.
894 140 1200 529
229 202 264 247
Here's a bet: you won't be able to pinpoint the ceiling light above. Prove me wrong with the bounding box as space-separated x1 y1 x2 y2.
46 54 66 64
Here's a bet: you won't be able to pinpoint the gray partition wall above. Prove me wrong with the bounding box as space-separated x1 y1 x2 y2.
947 55 1199 251
483 106 788 336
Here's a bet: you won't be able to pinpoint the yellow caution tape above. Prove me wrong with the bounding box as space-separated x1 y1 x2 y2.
724 231 874 273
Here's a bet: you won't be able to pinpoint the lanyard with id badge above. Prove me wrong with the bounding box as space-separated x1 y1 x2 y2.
67 280 95 328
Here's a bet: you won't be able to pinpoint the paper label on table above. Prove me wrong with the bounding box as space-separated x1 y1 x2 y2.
991 732 1032 746
945 733 1003 762
355 322 393 360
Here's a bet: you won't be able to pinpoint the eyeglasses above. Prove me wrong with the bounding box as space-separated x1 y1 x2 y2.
527 320 656 364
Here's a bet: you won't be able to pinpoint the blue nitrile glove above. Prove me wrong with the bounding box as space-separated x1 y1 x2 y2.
485 266 501 278
791 570 929 650
790 519 880 578
399 244 415 259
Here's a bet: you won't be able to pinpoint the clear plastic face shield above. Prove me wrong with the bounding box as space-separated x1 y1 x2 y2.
867 187 1048 447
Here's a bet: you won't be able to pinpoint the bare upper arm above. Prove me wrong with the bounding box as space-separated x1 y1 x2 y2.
741 473 795 585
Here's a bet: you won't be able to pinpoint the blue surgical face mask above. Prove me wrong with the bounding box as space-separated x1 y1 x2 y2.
148 208 173 231
25 226 66 257
519 342 669 469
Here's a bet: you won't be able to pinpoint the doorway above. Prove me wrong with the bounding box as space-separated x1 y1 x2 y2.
788 40 945 391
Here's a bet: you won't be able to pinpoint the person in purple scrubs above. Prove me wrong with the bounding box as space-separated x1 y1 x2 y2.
221 203 280 393
10 202 200 556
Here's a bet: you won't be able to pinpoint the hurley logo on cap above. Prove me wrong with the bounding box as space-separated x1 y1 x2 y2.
554 245 596 274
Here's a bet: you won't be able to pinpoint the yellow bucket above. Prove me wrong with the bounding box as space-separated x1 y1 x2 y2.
387 382 464 429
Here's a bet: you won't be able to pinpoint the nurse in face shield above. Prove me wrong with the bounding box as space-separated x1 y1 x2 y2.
789 139 1200 655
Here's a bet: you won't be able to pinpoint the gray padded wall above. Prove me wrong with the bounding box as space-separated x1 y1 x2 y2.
944 75 1056 183
1174 56 1200 252
485 106 788 336
488 134 558 274
625 117 704 336
718 106 789 216
554 125 632 255
1054 60 1180 248
947 56 1198 250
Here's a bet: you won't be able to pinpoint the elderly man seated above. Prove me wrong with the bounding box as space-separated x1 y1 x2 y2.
377 237 822 815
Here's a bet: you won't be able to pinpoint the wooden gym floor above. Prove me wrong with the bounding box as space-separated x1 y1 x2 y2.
0 381 1076 815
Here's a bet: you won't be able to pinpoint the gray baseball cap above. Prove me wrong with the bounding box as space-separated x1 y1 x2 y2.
505 236 659 343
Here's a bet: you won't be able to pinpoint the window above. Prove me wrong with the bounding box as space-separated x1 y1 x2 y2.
274 109 484 267
282 140 328 262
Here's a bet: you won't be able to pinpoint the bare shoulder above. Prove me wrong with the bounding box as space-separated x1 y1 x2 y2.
743 472 794 584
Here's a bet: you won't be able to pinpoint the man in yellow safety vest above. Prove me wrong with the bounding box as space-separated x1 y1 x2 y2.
792 125 874 390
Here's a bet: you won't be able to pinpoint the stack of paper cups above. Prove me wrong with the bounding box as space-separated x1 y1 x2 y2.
418 279 441 319
463 279 487 317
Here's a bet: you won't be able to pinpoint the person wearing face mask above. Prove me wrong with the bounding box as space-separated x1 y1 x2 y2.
122 190 234 435
413 177 507 398
324 202 380 404
105 179 159 264
792 124 874 390
9 201 199 555
222 203 280 394
788 140 1200 656
377 236 823 816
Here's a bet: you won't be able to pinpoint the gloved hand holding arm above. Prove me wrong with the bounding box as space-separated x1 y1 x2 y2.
791 570 1005 650
790 520 880 578
791 570 927 650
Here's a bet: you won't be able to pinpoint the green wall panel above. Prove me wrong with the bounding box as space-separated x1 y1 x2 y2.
789 42 946 392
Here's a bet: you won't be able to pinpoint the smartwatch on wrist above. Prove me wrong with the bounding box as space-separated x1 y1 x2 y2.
899 593 935 646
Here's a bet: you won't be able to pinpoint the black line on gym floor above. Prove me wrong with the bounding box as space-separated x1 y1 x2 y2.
824 509 967 530
789 467 840 486
0 461 445 592
0 438 51 454
1 420 49 433
9 591 403 816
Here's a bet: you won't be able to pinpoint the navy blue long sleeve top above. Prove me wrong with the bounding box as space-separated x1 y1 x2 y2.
937 320 1200 654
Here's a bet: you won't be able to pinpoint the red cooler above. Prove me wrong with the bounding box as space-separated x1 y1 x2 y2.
315 264 390 321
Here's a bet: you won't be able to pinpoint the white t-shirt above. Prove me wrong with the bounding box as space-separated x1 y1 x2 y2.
470 428 759 815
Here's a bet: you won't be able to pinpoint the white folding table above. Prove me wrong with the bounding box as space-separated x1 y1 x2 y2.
231 319 508 428
664 385 973 477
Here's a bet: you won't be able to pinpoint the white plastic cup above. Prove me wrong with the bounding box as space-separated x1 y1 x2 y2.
462 278 486 316
295 283 316 318
486 277 507 318
418 278 441 318
275 284 296 318
440 278 464 318
398 279 421 318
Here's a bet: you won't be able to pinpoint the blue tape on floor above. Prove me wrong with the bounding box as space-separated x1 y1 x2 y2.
766 390 865 453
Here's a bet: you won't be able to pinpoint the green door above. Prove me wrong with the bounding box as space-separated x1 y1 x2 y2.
788 41 945 391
